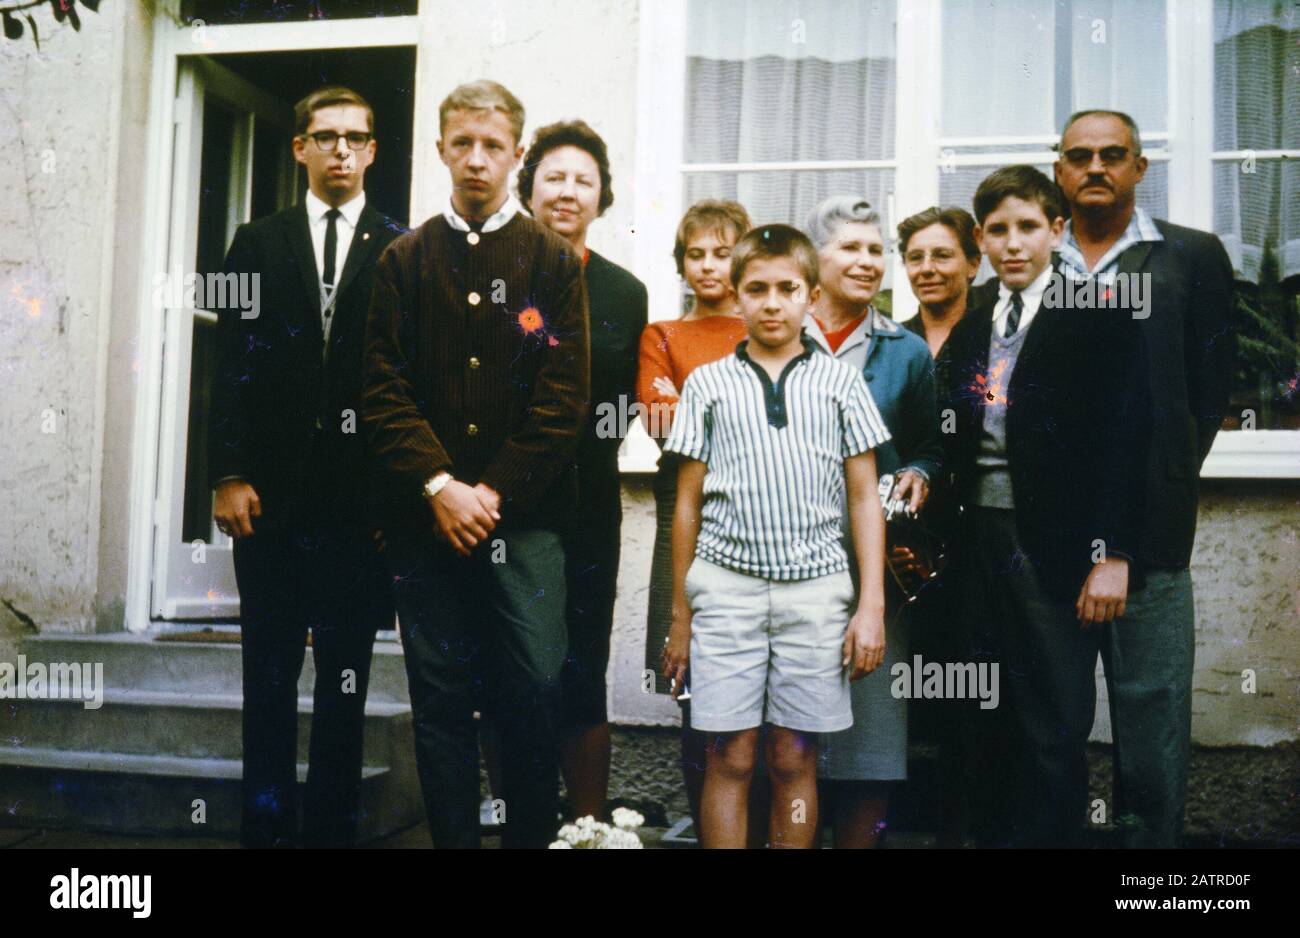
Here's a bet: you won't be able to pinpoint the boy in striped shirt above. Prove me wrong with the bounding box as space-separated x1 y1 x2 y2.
661 224 891 848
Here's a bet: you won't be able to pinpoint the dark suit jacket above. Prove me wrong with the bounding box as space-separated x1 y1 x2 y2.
209 199 404 532
942 264 1152 600
1124 220 1235 568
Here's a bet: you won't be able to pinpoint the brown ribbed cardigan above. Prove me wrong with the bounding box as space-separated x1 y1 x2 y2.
361 212 590 532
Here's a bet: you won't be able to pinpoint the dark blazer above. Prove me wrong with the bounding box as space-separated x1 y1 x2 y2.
1124 220 1235 568
575 249 648 514
942 264 1151 600
209 199 404 531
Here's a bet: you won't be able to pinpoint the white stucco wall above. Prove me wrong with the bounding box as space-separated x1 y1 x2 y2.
1 3 139 636
409 0 643 273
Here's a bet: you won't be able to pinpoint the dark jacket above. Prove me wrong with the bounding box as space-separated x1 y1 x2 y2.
1126 220 1236 568
942 264 1152 600
208 199 404 532
574 249 648 519
361 212 590 534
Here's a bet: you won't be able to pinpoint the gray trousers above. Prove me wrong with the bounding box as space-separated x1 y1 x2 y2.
1100 567 1195 848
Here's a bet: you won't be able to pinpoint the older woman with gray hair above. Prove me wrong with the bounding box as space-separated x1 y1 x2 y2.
802 195 944 848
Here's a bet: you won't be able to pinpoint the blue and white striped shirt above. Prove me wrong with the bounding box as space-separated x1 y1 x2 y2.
1057 206 1164 284
664 335 891 581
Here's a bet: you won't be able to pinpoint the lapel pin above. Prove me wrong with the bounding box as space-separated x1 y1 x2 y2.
363 232 370 241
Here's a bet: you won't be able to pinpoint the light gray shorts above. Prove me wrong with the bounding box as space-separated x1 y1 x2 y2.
685 557 855 734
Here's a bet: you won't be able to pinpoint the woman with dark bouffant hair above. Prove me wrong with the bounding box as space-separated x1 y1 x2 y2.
515 119 647 821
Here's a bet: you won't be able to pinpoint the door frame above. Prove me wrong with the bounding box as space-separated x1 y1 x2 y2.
150 56 297 621
123 2 422 632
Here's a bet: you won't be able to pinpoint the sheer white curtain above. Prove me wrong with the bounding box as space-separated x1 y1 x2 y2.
1214 0 1300 283
941 0 1166 139
941 0 1057 139
684 0 897 228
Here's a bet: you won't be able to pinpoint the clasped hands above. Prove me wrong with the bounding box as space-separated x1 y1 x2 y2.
430 480 502 557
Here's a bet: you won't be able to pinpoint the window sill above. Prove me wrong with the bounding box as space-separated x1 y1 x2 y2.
1201 431 1300 479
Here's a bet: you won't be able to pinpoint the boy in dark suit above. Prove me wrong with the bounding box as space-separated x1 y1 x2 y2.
942 165 1149 847
209 86 403 848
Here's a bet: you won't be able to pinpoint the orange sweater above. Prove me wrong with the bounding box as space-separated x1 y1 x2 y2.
636 315 748 441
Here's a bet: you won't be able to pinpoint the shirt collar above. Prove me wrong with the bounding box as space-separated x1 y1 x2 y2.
305 188 365 228
802 305 902 356
870 307 902 337
1059 206 1163 276
996 262 1054 310
735 330 818 367
444 193 520 234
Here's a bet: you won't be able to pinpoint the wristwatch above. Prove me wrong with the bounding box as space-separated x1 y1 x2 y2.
423 471 453 502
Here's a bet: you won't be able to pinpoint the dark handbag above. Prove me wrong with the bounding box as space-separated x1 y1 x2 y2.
878 473 948 605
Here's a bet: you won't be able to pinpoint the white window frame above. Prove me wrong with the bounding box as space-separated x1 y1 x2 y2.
634 0 1299 479
125 2 425 632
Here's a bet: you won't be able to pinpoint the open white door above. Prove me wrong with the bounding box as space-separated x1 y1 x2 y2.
151 57 296 620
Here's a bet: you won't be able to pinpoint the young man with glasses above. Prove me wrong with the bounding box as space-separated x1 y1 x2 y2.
1054 110 1236 848
210 85 403 848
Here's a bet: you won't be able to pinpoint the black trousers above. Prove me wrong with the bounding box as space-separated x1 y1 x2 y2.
387 526 568 849
960 507 1103 848
559 468 622 729
233 520 389 848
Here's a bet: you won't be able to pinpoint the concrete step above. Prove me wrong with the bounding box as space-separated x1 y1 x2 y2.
0 747 417 840
0 690 410 765
17 632 411 704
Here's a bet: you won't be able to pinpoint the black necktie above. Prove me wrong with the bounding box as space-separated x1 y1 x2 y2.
1004 290 1023 338
322 208 340 287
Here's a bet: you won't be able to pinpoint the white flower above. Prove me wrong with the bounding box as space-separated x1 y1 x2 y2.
611 807 645 831
548 840 572 848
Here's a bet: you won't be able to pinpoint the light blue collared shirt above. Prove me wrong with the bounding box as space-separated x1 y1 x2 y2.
1057 206 1163 284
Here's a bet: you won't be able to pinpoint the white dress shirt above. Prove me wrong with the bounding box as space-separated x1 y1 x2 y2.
993 263 1054 338
305 188 366 298
443 192 520 233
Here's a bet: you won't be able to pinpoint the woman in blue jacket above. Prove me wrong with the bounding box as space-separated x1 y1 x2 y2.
801 196 944 848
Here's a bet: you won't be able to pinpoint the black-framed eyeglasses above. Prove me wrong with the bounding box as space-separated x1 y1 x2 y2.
1060 146 1131 167
301 131 372 152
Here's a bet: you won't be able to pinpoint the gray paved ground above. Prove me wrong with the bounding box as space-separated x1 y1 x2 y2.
2 728 1295 848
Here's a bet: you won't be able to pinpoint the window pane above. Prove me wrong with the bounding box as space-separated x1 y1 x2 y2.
941 0 1166 139
1213 0 1300 284
685 0 897 164
1213 0 1300 152
1225 254 1300 431
182 0 417 24
1216 159 1300 432
1214 159 1300 283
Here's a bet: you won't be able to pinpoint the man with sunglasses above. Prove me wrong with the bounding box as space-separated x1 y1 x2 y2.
210 86 403 847
1054 110 1236 848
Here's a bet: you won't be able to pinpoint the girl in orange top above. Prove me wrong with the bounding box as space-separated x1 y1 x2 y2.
638 199 751 840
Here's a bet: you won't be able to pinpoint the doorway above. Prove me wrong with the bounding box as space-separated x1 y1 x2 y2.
150 46 416 622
